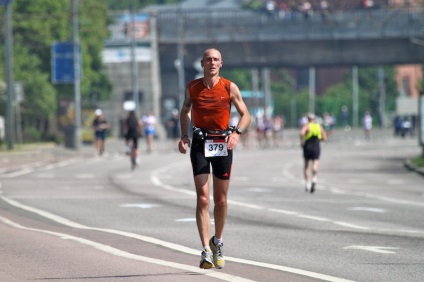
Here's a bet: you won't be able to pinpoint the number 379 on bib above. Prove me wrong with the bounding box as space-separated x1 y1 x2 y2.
204 139 228 157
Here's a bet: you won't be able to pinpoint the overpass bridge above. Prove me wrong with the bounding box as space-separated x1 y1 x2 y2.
152 7 424 106
104 7 424 128
156 7 424 68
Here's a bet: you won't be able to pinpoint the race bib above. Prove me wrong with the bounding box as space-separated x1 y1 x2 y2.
204 139 228 157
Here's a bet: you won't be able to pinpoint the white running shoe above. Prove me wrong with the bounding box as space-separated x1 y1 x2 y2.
210 236 225 269
199 249 214 269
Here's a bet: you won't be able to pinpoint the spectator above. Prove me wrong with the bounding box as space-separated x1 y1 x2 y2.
363 110 373 140
167 109 180 145
92 109 109 156
142 111 157 153
272 115 285 147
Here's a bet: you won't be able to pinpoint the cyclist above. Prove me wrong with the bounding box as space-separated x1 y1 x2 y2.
124 110 142 167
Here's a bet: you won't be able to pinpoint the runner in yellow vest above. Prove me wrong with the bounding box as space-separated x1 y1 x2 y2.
299 113 327 193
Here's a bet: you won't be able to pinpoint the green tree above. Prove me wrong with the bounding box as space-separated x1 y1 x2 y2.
269 66 398 128
0 0 112 141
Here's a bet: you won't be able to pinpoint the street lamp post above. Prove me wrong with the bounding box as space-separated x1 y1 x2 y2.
130 0 139 115
176 1 185 111
2 0 14 150
72 0 81 149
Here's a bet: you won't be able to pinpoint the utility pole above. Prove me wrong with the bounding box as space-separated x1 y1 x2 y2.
72 0 81 149
130 0 139 114
3 0 14 149
251 68 259 115
352 66 359 128
309 66 315 114
377 66 386 128
176 1 185 111
262 68 271 116
150 11 161 122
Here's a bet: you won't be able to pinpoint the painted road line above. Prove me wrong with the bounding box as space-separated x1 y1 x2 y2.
0 196 355 282
151 163 424 236
0 215 255 282
1 168 34 178
348 207 385 213
120 203 162 209
343 245 399 254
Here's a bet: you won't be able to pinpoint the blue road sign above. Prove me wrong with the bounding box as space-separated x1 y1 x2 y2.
51 42 81 84
0 0 12 5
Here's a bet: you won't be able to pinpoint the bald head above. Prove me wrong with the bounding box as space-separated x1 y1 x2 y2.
203 48 222 60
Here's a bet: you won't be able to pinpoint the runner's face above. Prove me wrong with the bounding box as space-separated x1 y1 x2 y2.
202 50 222 76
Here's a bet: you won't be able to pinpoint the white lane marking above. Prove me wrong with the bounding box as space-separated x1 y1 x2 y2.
334 222 370 230
348 207 385 213
175 218 215 225
268 208 299 215
327 187 424 207
120 203 161 209
297 215 330 222
151 163 424 236
280 161 423 208
0 159 78 177
1 168 34 178
343 245 398 254
0 215 254 282
175 218 196 222
0 196 354 282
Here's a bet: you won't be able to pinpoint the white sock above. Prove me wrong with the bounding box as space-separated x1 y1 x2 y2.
203 246 211 252
214 236 223 245
305 182 311 189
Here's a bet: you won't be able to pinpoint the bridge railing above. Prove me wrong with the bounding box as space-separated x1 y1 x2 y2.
155 7 424 43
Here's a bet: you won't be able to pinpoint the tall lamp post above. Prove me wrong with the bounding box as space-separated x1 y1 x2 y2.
2 0 14 150
176 1 185 111
72 0 81 149
130 0 139 114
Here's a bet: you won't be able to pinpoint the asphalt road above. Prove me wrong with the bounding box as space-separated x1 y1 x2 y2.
0 128 423 282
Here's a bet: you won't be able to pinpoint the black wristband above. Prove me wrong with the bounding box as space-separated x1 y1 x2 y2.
181 135 189 139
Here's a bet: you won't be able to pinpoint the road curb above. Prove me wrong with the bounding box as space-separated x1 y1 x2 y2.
404 159 424 177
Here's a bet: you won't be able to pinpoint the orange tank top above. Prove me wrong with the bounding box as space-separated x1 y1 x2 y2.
188 77 232 131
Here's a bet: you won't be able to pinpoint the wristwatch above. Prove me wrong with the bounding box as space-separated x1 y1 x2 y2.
235 128 243 135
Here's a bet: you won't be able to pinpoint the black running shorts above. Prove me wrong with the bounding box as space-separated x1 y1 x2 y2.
303 139 321 160
126 129 139 149
190 139 233 180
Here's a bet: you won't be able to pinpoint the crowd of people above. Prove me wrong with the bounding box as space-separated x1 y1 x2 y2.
261 0 420 20
96 104 417 159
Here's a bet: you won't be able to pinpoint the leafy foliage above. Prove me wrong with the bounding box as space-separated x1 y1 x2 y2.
222 66 400 128
0 0 112 141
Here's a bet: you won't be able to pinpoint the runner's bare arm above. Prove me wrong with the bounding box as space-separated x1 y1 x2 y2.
180 87 192 138
230 82 251 131
320 125 328 142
